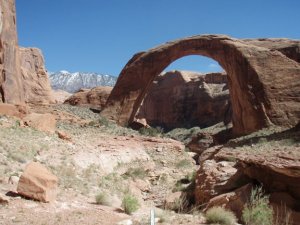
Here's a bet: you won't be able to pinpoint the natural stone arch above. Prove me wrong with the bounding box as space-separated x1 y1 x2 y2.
101 35 300 135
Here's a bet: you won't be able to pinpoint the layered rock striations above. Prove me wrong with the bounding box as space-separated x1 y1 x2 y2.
135 71 229 130
19 47 54 104
101 35 300 135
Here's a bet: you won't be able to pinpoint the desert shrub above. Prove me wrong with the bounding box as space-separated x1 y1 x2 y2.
139 126 164 137
242 187 273 225
122 167 147 180
122 194 139 214
205 206 237 225
95 192 111 206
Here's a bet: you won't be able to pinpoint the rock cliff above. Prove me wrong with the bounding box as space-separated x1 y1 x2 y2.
135 71 229 130
0 0 24 104
19 47 54 104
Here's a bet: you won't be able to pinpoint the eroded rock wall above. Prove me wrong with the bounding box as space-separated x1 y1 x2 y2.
135 71 229 130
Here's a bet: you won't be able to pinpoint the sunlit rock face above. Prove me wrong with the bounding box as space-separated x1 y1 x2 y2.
0 0 24 104
19 47 54 104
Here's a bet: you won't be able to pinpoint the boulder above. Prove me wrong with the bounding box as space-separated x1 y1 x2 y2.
205 183 253 220
17 162 58 202
195 160 239 205
23 113 56 133
64 86 112 110
19 47 54 104
135 71 229 130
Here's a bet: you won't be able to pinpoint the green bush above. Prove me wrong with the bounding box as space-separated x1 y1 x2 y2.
242 187 273 225
206 207 237 225
95 192 111 206
122 194 139 214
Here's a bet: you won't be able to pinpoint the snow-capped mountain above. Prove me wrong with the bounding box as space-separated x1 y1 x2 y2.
49 70 117 93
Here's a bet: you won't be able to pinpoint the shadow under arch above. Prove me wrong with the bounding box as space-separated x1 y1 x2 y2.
101 34 300 135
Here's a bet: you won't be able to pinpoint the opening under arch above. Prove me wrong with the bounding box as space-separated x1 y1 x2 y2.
135 55 230 131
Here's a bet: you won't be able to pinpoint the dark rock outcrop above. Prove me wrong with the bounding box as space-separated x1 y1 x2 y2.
135 70 229 130
101 35 300 135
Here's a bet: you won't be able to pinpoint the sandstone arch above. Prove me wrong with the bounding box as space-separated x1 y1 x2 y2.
101 35 300 135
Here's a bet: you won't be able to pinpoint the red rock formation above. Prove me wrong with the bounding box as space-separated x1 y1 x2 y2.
136 70 229 130
64 86 113 110
101 35 300 135
0 0 24 104
19 47 54 104
243 38 300 63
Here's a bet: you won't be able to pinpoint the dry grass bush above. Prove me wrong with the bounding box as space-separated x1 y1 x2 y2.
122 193 139 214
95 192 111 206
205 206 237 225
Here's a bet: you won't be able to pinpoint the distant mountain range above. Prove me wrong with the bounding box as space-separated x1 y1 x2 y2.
49 70 117 93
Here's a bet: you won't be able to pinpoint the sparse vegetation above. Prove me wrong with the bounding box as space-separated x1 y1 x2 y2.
122 194 139 214
139 126 164 137
95 192 111 206
122 167 148 180
242 187 273 225
205 206 237 225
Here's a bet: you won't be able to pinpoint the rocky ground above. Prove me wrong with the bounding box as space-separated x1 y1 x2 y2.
0 104 299 225
0 104 205 225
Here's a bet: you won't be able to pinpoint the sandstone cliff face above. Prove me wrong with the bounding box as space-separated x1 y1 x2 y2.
0 0 24 103
64 86 113 110
19 47 54 104
135 71 229 130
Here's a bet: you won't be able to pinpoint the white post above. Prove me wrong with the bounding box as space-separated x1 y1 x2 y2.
150 208 155 225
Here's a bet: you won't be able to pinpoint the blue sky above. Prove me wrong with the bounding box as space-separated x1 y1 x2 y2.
16 0 300 76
